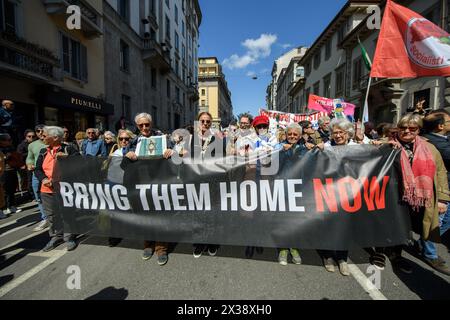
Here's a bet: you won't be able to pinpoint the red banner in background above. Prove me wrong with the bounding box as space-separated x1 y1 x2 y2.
259 109 327 125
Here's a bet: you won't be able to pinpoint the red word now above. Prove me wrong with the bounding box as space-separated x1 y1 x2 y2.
313 176 390 213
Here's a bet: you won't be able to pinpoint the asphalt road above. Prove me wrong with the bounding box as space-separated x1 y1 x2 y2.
0 202 449 300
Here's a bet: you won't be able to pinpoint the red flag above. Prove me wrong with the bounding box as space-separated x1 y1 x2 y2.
371 0 450 78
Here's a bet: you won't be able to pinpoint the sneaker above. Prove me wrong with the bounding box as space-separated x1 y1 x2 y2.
370 252 386 271
278 249 288 266
33 219 49 232
42 238 63 252
0 210 7 219
157 254 168 266
245 246 255 259
391 257 413 274
207 245 218 256
338 260 350 276
66 240 78 251
424 257 450 276
323 257 335 272
8 207 22 214
193 245 205 258
142 248 154 260
290 248 302 265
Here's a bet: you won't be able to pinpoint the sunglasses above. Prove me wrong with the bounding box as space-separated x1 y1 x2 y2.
398 126 419 132
119 137 130 141
87 131 95 134
200 120 211 124
36 129 43 133
138 123 151 128
256 125 268 129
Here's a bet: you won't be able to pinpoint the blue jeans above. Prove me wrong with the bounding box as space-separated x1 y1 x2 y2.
31 173 46 220
421 206 450 260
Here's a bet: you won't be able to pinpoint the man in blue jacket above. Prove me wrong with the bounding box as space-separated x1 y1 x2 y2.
421 110 450 276
81 128 107 157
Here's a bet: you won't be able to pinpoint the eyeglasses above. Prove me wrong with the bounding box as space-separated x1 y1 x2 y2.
256 124 268 129
200 120 211 124
240 122 250 126
332 131 348 136
119 137 130 142
27 135 36 138
36 129 43 133
398 126 419 132
138 123 151 128
87 131 95 134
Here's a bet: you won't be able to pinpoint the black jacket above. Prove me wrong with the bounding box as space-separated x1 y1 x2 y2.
34 143 79 183
423 133 450 184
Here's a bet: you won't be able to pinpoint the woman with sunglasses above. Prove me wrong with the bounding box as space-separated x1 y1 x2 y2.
191 112 225 258
370 114 450 274
105 129 136 248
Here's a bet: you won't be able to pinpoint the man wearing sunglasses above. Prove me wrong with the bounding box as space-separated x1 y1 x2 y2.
125 113 173 266
26 125 48 231
81 128 107 157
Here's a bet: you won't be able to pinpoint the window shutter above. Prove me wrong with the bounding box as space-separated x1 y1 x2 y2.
81 44 88 82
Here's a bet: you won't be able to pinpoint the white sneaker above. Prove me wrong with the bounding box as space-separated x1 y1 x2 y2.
0 210 7 219
5 207 22 214
33 219 49 232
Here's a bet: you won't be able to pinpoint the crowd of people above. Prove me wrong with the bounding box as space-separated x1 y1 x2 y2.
0 98 449 277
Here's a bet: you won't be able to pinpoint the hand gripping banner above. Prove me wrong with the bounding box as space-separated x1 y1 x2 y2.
53 145 411 250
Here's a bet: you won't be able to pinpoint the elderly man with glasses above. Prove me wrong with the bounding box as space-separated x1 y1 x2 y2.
81 128 107 157
124 113 173 266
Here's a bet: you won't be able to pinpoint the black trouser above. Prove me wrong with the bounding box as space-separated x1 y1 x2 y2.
3 170 18 209
41 193 76 242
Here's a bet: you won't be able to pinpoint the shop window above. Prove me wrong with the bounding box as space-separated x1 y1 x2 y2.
61 33 88 82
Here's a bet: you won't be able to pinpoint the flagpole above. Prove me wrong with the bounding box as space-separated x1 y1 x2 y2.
362 76 372 123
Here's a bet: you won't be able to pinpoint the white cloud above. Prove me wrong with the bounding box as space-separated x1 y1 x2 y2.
246 71 257 77
223 34 278 70
280 43 292 49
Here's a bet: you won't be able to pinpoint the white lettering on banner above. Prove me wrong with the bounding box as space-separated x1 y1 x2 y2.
171 184 187 210
60 182 74 207
74 183 90 209
287 180 305 212
152 184 172 211
186 184 211 211
240 181 258 212
260 180 286 212
59 180 304 212
220 182 238 211
88 183 99 210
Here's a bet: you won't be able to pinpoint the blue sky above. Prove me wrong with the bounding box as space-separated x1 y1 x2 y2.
198 0 348 117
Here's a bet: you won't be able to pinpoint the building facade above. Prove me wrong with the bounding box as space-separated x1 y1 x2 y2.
104 0 201 132
198 57 233 128
288 0 450 124
0 0 112 143
266 47 307 111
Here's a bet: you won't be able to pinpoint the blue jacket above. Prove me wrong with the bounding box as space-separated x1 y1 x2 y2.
81 139 107 157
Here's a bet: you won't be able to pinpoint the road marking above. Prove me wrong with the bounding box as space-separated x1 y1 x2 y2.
347 260 388 300
0 249 67 298
0 229 47 252
0 222 37 238
0 220 19 229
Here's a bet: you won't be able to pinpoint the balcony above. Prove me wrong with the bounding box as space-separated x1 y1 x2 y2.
0 31 60 81
41 0 103 39
187 84 199 102
142 39 171 74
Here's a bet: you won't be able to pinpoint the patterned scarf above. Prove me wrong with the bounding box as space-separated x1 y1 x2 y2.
397 136 436 211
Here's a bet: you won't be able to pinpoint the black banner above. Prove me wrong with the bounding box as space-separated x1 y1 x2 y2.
54 145 411 250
